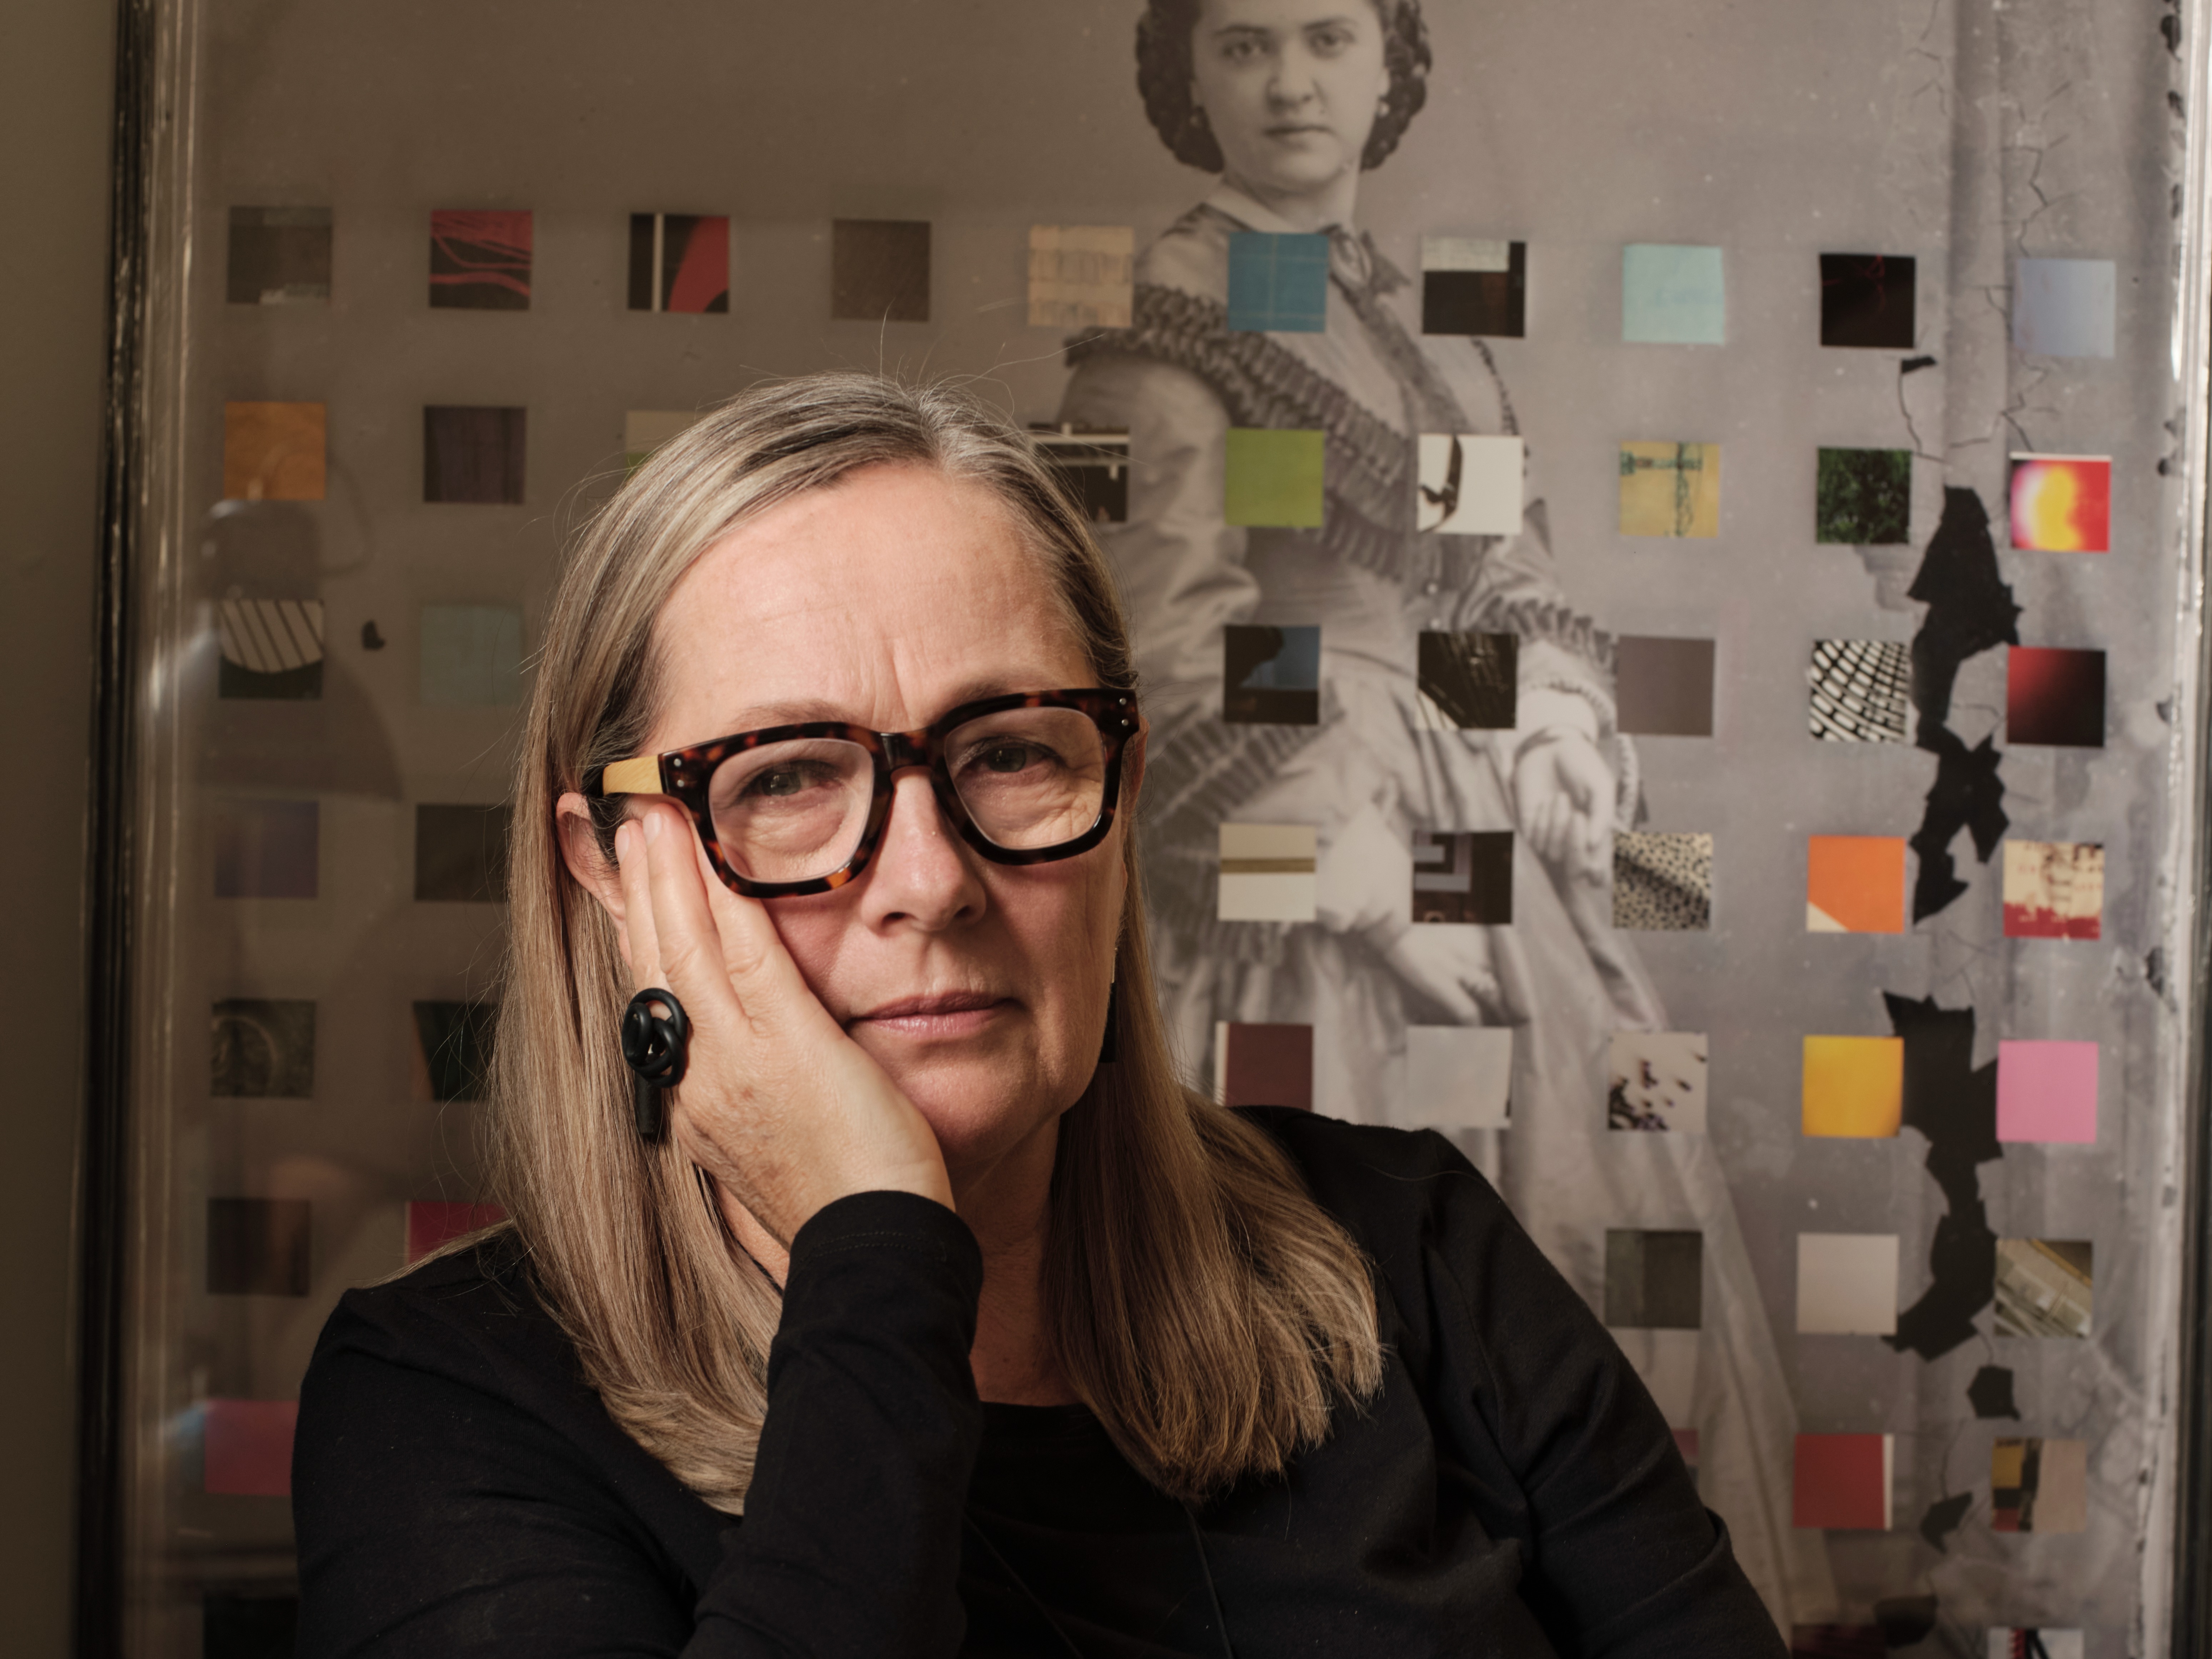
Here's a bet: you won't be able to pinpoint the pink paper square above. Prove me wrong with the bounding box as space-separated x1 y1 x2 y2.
204 1398 298 1496
1996 1040 2098 1144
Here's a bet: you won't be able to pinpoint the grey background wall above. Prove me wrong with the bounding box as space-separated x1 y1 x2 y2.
0 1 114 1655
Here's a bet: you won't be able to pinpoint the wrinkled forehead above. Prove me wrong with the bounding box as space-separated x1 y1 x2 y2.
648 463 1092 746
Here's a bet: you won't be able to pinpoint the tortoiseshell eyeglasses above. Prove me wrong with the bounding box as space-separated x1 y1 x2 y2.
582 688 1140 897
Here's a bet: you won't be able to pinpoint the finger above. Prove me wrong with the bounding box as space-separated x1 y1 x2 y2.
613 819 663 988
637 804 744 1026
684 823 832 1030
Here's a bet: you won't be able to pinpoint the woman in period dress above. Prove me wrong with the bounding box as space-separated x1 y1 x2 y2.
1056 0 1835 1624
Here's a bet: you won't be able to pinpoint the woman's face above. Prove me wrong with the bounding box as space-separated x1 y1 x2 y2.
1189 0 1390 202
640 464 1130 1181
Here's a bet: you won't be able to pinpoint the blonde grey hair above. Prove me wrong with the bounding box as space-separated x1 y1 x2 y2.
485 371 1381 1511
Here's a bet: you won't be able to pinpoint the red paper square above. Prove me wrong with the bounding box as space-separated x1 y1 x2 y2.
204 1398 298 1497
1793 1432 1888 1529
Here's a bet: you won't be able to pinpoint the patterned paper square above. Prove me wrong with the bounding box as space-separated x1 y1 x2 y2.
429 209 531 309
1994 1239 2092 1339
1991 1437 2087 1532
627 213 729 313
1608 1031 1707 1132
1218 823 1317 922
2002 840 2102 940
1420 236 1525 338
1227 231 1328 332
1029 225 1134 328
227 206 330 304
223 402 326 502
1410 830 1513 925
1619 442 1719 538
1416 434 1522 534
1223 624 1320 726
1808 640 1910 744
1614 832 1712 931
2009 454 2111 552
1815 448 1912 545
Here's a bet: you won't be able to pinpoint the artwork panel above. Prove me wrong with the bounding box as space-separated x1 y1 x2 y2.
1214 1021 1313 1111
1608 1031 1707 1132
404 1200 508 1263
410 1001 498 1103
419 604 524 707
1402 1024 1513 1130
222 402 326 502
1222 623 1321 725
1796 1233 1899 1335
210 998 316 1098
1028 224 1135 328
830 218 931 321
423 406 527 505
1993 1238 2093 1339
1613 832 1712 931
413 802 513 903
1415 433 1522 535
1987 1632 2085 1659
2009 454 2112 552
1217 822 1316 922
1410 830 1513 925
2013 258 2117 358
1815 448 1912 544
2007 647 2106 747
428 208 532 309
1613 636 1715 737
1032 428 1131 524
1618 441 1720 538
1817 253 1918 349
1621 244 1725 345
1995 1039 2098 1144
1801 1036 1904 1138
217 598 324 701
1420 238 1525 337
2001 840 2103 940
211 799 318 899
1604 1229 1704 1329
1806 835 1907 934
624 408 704 472
202 1398 298 1496
1223 428 1324 527
1792 1432 1892 1529
1414 631 1516 730
1808 639 1911 744
1226 230 1329 332
226 206 331 304
1991 1437 2088 1533
206 1197 311 1296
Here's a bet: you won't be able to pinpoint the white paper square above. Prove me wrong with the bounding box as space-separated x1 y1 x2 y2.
1608 1032 1708 1132
1402 1025 1513 1130
1797 1233 1899 1335
1417 434 1523 535
1421 235 1513 273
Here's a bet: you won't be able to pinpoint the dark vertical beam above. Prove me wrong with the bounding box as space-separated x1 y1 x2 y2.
75 0 156 1653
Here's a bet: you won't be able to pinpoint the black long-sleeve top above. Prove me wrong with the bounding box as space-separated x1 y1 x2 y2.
293 1109 1785 1656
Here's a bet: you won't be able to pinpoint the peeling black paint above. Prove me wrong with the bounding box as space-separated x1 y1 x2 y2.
1883 992 2002 1360
1918 1492 1974 1552
1875 1593 1939 1645
1967 1365 2019 1419
1905 488 2021 922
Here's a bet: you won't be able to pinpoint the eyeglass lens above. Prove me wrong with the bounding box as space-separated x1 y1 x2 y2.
705 706 1110 883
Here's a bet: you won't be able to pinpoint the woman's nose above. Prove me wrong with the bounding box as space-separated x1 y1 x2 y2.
862 769 985 929
1268 47 1320 106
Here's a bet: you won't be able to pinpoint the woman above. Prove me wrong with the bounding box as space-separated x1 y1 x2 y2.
1060 1 1831 1620
293 373 1780 1654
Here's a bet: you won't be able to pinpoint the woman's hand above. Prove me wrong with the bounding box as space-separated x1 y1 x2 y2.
1512 729 1614 883
616 803 953 1244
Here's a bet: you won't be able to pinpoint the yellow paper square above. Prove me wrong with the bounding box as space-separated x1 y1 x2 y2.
1802 1035 1904 1137
1619 442 1719 538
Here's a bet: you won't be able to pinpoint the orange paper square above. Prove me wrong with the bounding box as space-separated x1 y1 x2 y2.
223 401 326 501
1807 836 1906 934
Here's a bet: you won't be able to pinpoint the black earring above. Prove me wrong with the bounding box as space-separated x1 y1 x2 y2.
621 988 690 1142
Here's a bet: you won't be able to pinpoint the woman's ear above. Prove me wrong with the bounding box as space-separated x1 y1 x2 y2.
555 793 635 967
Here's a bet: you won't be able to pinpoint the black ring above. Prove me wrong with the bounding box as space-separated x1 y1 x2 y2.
621 988 691 1089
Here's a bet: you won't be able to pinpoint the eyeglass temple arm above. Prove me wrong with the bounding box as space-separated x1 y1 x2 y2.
591 756 663 797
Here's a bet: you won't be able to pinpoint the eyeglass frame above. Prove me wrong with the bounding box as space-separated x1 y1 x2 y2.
581 687 1141 898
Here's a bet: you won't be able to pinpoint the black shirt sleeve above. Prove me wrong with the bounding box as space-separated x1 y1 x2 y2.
294 1190 985 1658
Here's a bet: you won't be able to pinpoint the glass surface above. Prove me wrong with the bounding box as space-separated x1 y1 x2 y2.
115 0 2212 1651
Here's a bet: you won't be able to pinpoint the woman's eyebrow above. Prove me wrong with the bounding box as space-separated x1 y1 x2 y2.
714 680 1057 735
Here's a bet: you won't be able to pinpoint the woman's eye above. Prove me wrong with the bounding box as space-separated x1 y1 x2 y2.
977 743 1043 774
1308 26 1351 55
743 764 823 799
1219 34 1265 63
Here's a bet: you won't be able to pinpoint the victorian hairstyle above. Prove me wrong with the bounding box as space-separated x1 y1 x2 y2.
482 372 1383 1512
1136 0 1432 172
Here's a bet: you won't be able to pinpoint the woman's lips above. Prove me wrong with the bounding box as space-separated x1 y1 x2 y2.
852 992 1011 1038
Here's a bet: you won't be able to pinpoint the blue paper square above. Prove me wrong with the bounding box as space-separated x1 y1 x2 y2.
2014 258 2116 358
1227 232 1329 332
420 604 524 706
1623 244 1726 345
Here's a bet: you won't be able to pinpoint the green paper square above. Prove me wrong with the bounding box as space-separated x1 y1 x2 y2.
420 604 523 706
1224 428 1324 528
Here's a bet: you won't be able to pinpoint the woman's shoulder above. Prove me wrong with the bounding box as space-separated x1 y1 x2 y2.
1134 201 1234 302
1233 1105 1514 1252
304 1229 581 1406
